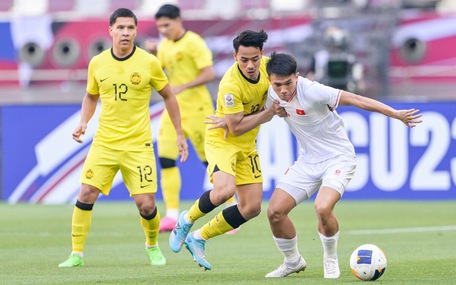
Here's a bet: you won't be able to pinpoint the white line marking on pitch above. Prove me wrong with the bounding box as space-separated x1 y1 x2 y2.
347 225 456 235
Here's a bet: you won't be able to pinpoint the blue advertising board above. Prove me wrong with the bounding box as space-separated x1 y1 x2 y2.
2 101 455 203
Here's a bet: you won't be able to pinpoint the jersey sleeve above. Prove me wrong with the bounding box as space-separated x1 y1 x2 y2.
86 58 99 95
306 81 341 109
149 55 169 92
189 35 213 70
218 81 244 115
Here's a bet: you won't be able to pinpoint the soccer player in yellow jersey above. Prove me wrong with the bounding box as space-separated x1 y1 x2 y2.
169 30 286 270
145 4 238 232
58 8 188 268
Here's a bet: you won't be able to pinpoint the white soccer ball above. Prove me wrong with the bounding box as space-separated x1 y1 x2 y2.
350 244 387 281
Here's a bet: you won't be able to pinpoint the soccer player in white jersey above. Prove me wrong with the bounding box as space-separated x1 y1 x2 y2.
263 52 422 279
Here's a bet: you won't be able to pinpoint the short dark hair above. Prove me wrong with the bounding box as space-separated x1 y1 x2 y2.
232 30 268 53
155 4 180 19
110 8 137 26
266 52 298 77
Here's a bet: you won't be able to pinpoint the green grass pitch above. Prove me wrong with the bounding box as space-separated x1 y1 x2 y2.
1 200 455 284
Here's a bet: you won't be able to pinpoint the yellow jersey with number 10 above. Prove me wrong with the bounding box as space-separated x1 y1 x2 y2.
207 56 269 149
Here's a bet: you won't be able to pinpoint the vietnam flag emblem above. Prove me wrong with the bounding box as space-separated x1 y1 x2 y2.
296 109 305 115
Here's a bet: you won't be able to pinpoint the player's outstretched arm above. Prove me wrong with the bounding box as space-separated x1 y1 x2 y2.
339 91 423 128
158 84 189 162
72 92 99 143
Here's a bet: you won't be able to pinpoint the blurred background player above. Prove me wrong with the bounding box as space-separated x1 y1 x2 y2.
144 4 238 233
58 8 188 268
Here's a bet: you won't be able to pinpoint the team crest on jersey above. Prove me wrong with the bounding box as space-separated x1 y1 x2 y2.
225 94 234 107
296 109 306 115
85 169 93 179
130 72 141 85
175 52 183 61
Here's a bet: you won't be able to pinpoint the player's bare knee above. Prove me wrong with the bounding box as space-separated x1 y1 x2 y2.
134 194 156 216
239 204 261 220
138 203 156 216
78 184 101 203
266 206 283 224
212 185 236 204
314 201 332 219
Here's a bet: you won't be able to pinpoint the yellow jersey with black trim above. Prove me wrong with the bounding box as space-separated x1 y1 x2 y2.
86 46 168 150
157 30 213 113
207 56 269 149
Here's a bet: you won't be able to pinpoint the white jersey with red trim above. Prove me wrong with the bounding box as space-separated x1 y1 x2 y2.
266 76 355 163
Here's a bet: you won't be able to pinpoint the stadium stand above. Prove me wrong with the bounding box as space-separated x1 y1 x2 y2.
0 0 455 103
110 0 141 11
178 0 205 11
0 0 13 12
73 0 109 16
47 0 75 13
12 0 48 15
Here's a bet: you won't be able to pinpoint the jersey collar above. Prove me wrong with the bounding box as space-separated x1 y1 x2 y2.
237 65 260 84
111 45 136 61
287 88 297 103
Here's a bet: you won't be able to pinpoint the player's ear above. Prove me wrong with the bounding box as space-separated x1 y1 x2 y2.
232 51 237 61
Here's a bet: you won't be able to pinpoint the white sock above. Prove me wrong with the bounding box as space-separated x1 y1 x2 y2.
273 236 301 265
71 251 83 257
192 229 206 241
166 209 179 220
183 212 193 224
319 231 339 259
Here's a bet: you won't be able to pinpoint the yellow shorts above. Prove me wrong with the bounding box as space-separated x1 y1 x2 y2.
158 102 213 161
81 144 158 196
205 139 263 185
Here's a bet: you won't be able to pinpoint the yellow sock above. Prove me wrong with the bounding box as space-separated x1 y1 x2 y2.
141 209 161 246
187 199 206 223
161 167 181 210
71 206 92 252
200 212 234 240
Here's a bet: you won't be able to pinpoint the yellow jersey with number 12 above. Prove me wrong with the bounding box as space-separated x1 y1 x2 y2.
86 46 168 151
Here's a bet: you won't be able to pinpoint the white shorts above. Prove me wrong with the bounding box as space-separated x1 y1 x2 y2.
276 155 356 204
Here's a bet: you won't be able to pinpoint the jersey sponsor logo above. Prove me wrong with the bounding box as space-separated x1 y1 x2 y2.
100 77 109 82
296 109 306 115
130 72 141 85
225 94 234 107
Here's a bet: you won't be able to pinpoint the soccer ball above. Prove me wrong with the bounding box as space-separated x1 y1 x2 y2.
350 244 387 281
